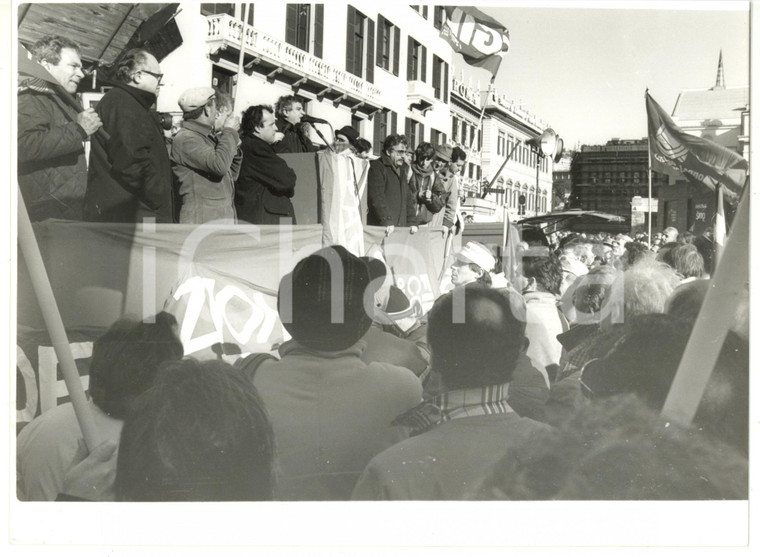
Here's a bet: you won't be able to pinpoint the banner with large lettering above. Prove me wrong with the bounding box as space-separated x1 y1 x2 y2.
17 222 448 420
440 6 510 77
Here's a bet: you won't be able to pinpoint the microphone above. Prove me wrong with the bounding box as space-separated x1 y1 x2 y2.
301 114 330 125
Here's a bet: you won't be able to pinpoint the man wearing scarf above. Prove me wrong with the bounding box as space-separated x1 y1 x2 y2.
407 142 445 225
84 49 175 223
18 36 102 221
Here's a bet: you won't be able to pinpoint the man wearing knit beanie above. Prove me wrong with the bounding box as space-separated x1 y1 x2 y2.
250 245 423 500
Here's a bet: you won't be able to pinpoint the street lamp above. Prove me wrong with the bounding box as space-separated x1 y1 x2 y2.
525 128 564 215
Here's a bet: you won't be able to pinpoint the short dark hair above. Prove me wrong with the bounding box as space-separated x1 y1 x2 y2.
414 142 435 164
623 241 650 268
30 35 80 65
240 104 273 137
671 243 704 279
382 134 407 154
451 146 467 163
116 49 152 83
275 94 301 117
428 287 526 390
87 312 184 419
353 137 372 154
115 359 276 501
522 255 563 296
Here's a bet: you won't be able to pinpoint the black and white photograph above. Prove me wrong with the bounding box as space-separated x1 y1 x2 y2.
4 0 756 553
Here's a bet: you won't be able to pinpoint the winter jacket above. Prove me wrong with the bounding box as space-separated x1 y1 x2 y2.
171 119 242 223
18 84 88 221
272 117 319 154
235 134 298 224
366 153 417 226
84 82 174 222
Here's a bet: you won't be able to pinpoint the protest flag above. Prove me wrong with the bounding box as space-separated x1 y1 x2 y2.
645 91 747 195
714 183 726 264
440 6 510 78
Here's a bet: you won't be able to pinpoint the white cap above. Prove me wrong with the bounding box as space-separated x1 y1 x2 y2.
454 242 496 271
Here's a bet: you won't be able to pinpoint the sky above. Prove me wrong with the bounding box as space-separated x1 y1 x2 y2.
456 1 751 149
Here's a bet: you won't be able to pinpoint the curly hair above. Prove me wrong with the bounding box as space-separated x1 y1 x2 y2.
30 35 80 65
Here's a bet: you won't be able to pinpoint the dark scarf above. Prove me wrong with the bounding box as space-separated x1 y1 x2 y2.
411 161 434 190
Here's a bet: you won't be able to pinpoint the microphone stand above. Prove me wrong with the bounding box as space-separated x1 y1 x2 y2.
306 121 335 153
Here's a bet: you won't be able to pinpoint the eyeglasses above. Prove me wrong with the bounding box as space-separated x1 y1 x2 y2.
139 69 164 83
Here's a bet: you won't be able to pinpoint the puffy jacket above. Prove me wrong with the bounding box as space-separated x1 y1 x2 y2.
84 83 174 223
18 85 88 221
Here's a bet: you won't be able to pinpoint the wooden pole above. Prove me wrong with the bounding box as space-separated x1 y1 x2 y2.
17 192 101 451
660 185 748 426
647 138 653 248
233 4 248 115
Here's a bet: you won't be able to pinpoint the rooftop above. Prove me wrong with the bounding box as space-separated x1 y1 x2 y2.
672 86 749 122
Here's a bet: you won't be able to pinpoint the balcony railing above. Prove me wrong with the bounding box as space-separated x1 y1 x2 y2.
207 14 382 104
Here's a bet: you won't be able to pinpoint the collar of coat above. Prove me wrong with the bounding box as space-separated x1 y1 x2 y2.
114 81 157 110
380 152 405 177
181 119 214 137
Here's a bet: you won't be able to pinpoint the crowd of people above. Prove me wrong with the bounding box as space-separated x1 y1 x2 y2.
16 226 748 501
19 37 467 236
17 36 748 502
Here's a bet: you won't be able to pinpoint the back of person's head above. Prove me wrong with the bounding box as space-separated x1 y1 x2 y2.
671 243 704 279
622 241 651 269
655 241 679 267
677 230 696 244
665 279 711 323
522 254 562 296
615 259 679 318
115 359 275 501
693 235 715 276
571 265 618 317
581 314 748 455
475 394 747 500
428 287 527 390
88 312 184 419
115 49 151 83
31 35 80 65
240 104 273 137
278 245 372 351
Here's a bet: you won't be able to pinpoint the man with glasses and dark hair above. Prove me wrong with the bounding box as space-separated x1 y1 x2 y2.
84 49 175 223
19 36 102 221
366 134 418 236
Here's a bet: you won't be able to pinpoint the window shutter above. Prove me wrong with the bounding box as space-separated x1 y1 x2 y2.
392 26 400 76
376 14 384 68
391 111 397 134
314 4 324 58
366 17 374 83
432 56 440 99
407 37 414 80
346 5 355 74
421 45 427 82
286 4 298 47
373 112 385 155
420 123 425 144
443 62 449 102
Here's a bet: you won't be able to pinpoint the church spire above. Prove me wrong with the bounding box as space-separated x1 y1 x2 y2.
713 50 725 90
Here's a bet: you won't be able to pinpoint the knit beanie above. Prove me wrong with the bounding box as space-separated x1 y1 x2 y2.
278 245 372 351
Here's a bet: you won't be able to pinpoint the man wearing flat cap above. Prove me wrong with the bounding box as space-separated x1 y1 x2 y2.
171 87 242 223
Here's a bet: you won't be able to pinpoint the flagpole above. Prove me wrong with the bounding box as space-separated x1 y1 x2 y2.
233 4 248 115
647 133 653 248
17 192 101 451
661 184 748 426
469 77 495 155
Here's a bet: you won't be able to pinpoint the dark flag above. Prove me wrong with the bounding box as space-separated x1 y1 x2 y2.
440 6 509 77
646 91 747 195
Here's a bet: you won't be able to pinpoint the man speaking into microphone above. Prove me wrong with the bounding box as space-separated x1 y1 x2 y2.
273 95 321 153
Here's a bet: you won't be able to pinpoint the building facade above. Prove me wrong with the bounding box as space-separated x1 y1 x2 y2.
569 139 668 229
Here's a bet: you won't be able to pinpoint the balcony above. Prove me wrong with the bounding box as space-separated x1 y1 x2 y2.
407 80 436 114
206 14 383 113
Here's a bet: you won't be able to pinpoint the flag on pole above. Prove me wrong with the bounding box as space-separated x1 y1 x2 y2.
440 6 509 77
646 91 748 195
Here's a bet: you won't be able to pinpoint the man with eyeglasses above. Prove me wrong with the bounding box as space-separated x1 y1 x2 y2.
19 36 102 221
366 134 418 236
84 49 175 223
